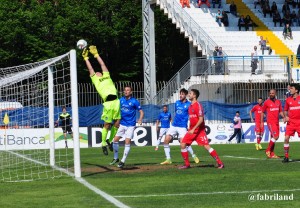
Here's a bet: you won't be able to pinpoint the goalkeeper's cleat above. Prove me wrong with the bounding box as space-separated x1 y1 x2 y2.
106 139 113 152
217 163 225 169
255 144 259 150
102 146 108 155
192 154 200 164
117 161 125 168
110 158 119 165
178 165 191 169
155 146 158 151
282 157 289 163
258 144 262 150
160 159 172 165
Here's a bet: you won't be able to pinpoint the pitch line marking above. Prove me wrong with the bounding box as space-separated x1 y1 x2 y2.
114 189 300 198
7 151 130 208
223 155 300 162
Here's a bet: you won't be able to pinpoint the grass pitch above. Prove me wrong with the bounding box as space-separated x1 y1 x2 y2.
1 143 300 208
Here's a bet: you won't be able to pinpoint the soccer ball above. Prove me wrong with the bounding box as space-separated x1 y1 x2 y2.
77 39 87 50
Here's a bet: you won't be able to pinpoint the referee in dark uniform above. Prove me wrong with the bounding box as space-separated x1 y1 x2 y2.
56 107 73 148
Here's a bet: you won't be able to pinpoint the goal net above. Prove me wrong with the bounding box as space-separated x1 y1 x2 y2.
0 50 80 182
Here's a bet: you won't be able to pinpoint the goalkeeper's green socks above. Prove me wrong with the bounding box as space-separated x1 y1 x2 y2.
102 127 109 146
108 126 118 143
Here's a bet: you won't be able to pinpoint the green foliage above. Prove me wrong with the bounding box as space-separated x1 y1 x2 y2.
0 0 189 82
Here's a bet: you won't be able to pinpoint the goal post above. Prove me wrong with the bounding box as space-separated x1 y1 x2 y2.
70 49 81 178
0 50 81 182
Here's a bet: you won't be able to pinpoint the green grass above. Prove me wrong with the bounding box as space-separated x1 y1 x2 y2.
1 143 300 208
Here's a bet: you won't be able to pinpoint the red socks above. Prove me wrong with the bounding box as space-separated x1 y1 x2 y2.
284 144 289 158
181 149 190 167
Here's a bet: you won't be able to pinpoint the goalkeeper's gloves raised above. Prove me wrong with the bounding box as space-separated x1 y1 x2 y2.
89 45 99 58
82 48 89 60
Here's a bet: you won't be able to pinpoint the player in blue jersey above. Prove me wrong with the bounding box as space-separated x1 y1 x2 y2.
160 88 199 165
155 105 172 151
110 86 144 168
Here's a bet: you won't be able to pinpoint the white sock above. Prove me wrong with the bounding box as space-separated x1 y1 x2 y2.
163 144 171 159
156 137 162 146
187 146 194 156
121 144 131 163
113 142 119 159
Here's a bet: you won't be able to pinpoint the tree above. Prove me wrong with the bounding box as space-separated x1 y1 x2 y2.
0 0 189 82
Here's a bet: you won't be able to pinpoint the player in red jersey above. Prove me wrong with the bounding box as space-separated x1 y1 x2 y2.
282 83 300 163
261 89 284 159
249 97 264 150
179 89 224 169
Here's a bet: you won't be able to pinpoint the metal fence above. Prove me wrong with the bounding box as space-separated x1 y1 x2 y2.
77 80 289 107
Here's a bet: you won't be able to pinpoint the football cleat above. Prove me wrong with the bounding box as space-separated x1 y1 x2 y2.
265 150 271 158
106 139 113 152
192 154 200 164
110 158 119 165
160 159 172 165
270 152 280 159
255 144 259 151
155 147 159 151
217 163 225 169
258 144 262 150
102 146 108 155
282 157 289 163
178 165 191 169
117 161 125 168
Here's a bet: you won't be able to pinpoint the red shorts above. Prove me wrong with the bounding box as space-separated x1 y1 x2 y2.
255 123 264 134
267 122 279 138
182 130 208 146
285 123 300 137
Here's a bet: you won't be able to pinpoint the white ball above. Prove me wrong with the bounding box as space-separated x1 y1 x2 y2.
77 39 87 50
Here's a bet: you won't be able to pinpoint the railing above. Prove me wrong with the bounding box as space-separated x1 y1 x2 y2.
158 0 226 56
154 56 289 105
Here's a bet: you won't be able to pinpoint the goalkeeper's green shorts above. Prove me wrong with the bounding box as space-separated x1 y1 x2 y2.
101 99 121 123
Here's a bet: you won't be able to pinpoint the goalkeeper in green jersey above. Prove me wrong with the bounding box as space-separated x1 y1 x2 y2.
82 46 121 155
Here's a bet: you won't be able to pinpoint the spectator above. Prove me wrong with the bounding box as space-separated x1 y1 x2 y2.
283 23 293 39
215 10 223 26
259 36 272 55
213 46 219 71
180 0 190 8
282 10 292 25
282 2 290 15
263 2 272 17
273 10 282 26
245 15 255 30
230 1 237 16
286 0 296 8
285 84 291 98
217 46 224 74
238 15 247 31
198 0 211 8
251 46 259 74
271 2 277 17
296 9 300 26
254 0 261 9
297 44 300 65
228 111 242 143
212 0 221 8
221 11 229 27
290 10 297 26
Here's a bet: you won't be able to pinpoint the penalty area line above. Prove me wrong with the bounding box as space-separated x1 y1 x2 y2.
114 189 300 198
7 151 130 208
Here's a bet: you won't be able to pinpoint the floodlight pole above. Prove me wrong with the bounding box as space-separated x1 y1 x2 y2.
142 0 157 104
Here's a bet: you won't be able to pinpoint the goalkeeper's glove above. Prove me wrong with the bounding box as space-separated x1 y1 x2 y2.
89 45 99 58
82 48 89 61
